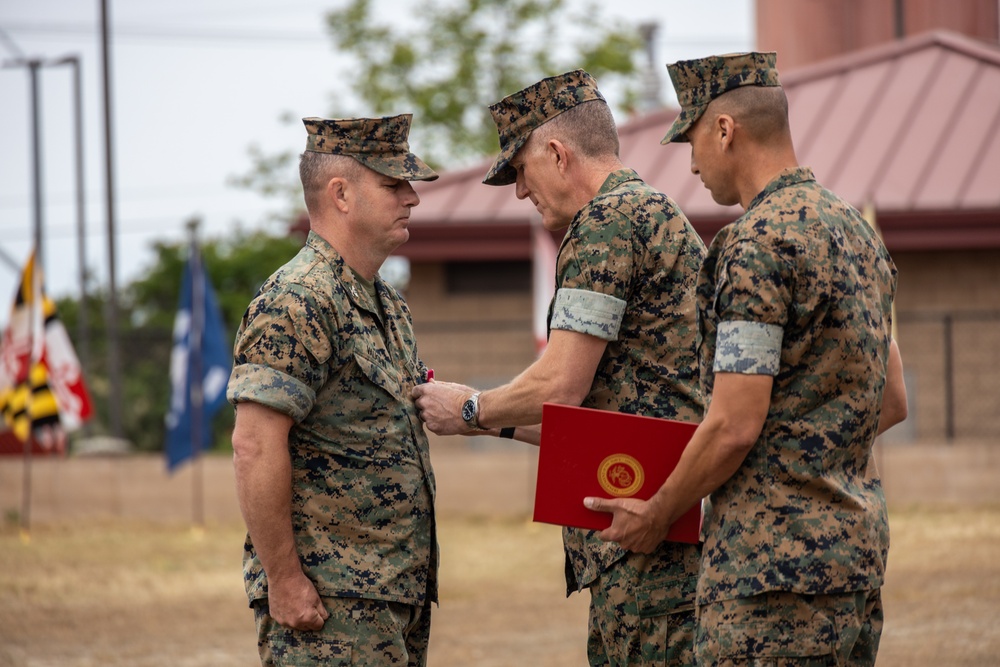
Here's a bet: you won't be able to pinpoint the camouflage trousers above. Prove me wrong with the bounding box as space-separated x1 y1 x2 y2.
695 589 883 666
252 596 431 666
586 549 700 666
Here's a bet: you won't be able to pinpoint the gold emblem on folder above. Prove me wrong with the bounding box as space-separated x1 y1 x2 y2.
597 454 644 497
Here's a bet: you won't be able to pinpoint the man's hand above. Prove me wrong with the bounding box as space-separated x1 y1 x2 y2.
411 380 477 435
584 496 670 554
266 571 330 631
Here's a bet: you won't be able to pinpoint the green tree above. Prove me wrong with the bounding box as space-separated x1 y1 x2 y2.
233 0 644 204
326 0 643 166
57 229 303 454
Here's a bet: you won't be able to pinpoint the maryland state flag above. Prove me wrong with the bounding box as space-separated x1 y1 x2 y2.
0 251 93 452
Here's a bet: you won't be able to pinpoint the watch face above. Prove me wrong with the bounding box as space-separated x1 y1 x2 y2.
461 400 475 423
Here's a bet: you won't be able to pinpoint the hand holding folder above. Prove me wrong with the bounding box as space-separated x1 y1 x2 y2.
533 403 701 545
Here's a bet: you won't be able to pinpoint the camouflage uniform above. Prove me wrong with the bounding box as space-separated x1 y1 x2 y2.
487 71 708 666
227 115 438 666
662 53 897 665
254 595 432 666
556 169 706 667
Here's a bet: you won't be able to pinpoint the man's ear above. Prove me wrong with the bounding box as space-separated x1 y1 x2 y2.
548 138 571 175
717 114 736 151
327 177 349 213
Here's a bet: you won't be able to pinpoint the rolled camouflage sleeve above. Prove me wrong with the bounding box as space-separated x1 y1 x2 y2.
711 239 791 376
553 202 634 341
226 284 332 422
714 320 782 375
549 287 626 341
227 363 316 422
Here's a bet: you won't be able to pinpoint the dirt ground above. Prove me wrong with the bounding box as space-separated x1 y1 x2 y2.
1 440 998 666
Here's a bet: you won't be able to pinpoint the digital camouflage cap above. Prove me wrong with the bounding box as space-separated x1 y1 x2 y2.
302 114 438 181
484 69 606 186
661 52 781 144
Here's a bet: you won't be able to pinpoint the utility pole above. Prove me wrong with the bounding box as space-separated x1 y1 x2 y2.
50 55 90 393
100 0 124 437
4 51 93 415
27 59 44 271
187 218 205 531
0 55 46 272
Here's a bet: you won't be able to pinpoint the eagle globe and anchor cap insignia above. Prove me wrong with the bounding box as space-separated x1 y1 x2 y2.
597 453 645 497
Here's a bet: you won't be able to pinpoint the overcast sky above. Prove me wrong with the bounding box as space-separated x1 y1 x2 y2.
0 0 753 323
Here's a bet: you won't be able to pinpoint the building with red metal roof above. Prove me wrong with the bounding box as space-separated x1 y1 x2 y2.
401 29 1000 442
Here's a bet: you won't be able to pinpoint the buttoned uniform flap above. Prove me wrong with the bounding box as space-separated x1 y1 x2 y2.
351 347 410 403
714 617 836 659
637 571 697 618
275 633 351 666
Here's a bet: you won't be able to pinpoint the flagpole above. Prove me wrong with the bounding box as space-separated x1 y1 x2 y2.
21 433 32 543
16 57 45 544
186 218 205 532
20 255 40 544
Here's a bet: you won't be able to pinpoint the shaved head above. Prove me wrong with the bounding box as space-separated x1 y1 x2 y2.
707 85 790 143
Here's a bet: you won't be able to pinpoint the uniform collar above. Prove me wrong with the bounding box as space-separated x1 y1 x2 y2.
746 166 816 212
597 168 642 195
306 231 383 316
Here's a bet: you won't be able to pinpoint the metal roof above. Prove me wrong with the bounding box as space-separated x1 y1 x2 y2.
407 30 1000 259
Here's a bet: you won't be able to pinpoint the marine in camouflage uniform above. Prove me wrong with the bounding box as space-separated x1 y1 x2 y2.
227 115 440 666
552 162 706 667
693 161 896 664
589 53 903 666
413 70 707 666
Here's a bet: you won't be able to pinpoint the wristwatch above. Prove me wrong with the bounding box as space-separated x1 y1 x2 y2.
461 392 483 430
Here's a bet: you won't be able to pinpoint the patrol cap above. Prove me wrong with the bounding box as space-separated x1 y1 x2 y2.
661 51 781 144
484 70 606 186
302 114 438 181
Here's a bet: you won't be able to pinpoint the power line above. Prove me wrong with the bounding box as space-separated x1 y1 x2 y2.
0 183 269 209
0 26 25 57
2 21 748 50
0 208 287 239
2 22 329 46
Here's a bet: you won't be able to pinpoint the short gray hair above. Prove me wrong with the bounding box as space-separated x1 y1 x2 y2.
299 151 362 212
530 99 620 159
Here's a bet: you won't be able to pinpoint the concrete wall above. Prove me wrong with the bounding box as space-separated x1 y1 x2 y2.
405 251 1000 443
405 262 537 388
892 250 1000 441
1 440 996 527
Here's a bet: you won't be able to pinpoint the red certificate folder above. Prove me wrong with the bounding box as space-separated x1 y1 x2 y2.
533 403 702 544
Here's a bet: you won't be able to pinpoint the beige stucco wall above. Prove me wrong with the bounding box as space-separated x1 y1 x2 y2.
403 250 1000 443
405 262 537 389
893 250 1000 441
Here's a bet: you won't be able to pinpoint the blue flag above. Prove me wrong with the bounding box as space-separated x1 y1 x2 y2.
165 247 231 471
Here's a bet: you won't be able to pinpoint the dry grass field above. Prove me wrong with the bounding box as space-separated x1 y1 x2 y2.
1 441 998 666
1 508 998 666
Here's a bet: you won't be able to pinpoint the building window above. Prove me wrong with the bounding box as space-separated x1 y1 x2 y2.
445 261 531 294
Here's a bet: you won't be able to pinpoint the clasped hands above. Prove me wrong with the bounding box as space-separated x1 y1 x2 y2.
411 380 478 435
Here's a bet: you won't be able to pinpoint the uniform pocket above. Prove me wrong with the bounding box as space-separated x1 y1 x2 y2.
637 573 697 617
352 349 407 403
714 617 837 662
254 600 354 667
272 634 352 666
637 573 698 666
